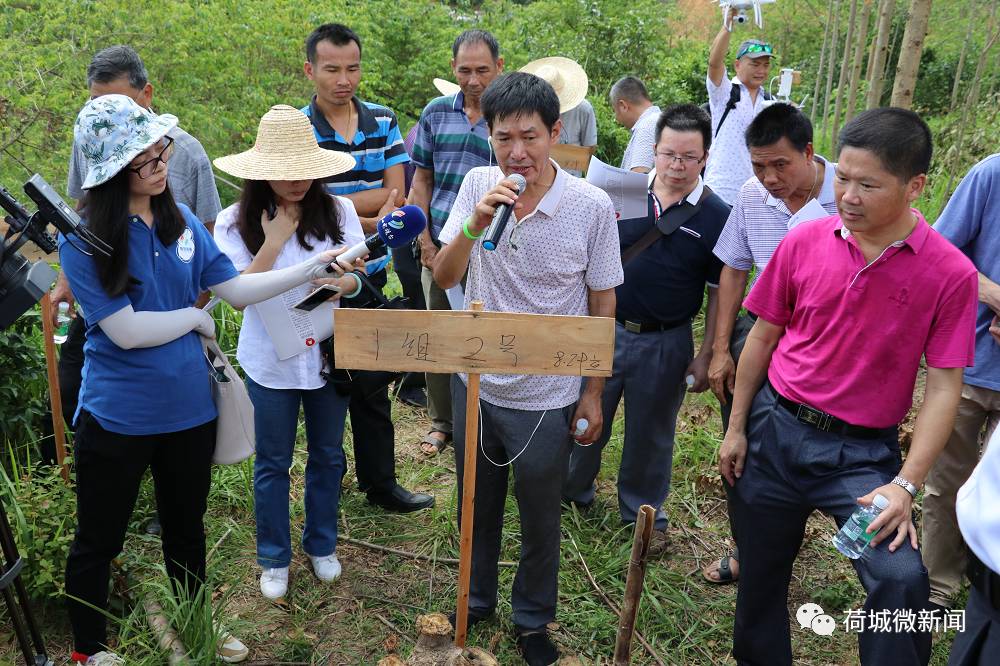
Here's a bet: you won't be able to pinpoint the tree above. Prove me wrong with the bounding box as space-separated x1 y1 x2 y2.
831 0 859 153
866 0 896 108
811 0 837 122
949 1 979 109
845 0 875 122
821 0 842 146
944 1 1000 195
890 0 933 108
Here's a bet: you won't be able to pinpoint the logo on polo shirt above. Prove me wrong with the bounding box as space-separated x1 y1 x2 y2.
176 227 195 263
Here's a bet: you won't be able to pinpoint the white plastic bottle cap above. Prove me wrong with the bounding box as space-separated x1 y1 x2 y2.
872 494 890 510
685 374 695 387
58 301 70 314
574 418 589 437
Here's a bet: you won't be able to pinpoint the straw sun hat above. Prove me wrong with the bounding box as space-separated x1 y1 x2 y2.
519 57 588 113
214 105 355 181
433 56 589 114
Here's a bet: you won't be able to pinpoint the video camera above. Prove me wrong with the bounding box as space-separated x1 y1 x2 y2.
0 174 111 328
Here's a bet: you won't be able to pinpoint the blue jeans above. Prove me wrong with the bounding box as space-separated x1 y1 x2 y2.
246 377 349 568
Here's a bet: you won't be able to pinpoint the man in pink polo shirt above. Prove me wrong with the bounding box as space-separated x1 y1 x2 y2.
718 108 978 666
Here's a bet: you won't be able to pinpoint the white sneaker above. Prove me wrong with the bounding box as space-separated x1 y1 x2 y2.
217 632 249 663
85 652 124 665
259 566 288 599
309 553 342 582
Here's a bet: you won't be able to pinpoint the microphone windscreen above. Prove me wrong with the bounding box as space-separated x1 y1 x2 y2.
509 173 527 192
376 205 427 248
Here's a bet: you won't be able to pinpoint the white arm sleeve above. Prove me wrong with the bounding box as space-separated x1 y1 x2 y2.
207 250 339 309
98 306 214 350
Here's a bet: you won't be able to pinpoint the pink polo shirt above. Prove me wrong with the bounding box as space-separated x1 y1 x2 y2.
744 213 978 428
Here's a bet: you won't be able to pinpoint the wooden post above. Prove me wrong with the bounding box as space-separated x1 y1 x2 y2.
38 294 69 483
613 504 655 665
455 301 483 648
332 304 614 652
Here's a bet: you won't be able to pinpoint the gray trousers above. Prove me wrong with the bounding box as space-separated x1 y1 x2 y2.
422 266 454 436
731 383 931 666
563 321 693 530
452 376 574 630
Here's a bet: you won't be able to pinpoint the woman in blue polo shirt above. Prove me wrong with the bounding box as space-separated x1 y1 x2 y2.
60 95 345 665
212 105 365 601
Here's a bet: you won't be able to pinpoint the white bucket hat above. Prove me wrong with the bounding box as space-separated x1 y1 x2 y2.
74 94 177 190
213 105 355 181
519 57 589 113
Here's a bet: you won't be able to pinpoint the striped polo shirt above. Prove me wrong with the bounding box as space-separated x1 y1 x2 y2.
301 95 408 196
411 92 492 239
713 155 838 289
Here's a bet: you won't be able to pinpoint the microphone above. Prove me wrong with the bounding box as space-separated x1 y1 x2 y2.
327 204 426 273
482 173 526 251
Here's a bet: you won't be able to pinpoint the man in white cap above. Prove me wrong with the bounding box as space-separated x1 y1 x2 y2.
409 29 503 459
705 7 774 205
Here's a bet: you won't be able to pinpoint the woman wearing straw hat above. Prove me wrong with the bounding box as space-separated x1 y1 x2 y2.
213 105 367 601
61 95 347 665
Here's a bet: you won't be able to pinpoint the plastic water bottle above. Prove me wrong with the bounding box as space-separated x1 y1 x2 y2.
573 418 589 444
685 374 695 389
54 302 71 344
833 493 890 559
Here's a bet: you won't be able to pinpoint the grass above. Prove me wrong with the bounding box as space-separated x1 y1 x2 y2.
0 295 967 664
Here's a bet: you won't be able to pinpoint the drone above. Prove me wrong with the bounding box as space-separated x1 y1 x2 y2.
716 0 777 30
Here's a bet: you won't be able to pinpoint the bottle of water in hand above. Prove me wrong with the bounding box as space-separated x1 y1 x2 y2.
833 493 890 559
54 302 71 344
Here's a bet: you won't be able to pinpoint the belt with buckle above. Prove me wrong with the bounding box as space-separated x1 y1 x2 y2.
772 388 896 440
616 317 690 334
968 552 1000 611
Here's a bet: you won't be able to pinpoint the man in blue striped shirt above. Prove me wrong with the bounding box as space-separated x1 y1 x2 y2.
302 23 433 514
302 24 408 231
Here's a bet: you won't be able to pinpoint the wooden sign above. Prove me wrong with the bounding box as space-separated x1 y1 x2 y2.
333 308 614 377
550 144 593 174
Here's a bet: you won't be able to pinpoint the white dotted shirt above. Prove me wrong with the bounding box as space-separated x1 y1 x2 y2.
704 73 769 205
439 161 624 410
621 105 661 171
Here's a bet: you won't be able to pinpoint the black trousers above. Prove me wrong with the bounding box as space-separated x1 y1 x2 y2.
59 315 87 430
348 369 397 494
390 244 426 392
64 411 215 655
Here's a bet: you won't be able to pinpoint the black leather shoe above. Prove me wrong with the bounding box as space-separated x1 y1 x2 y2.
516 629 559 665
367 484 435 513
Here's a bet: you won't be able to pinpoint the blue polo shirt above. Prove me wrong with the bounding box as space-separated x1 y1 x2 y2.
301 96 408 196
934 153 1000 391
615 179 729 326
59 203 238 435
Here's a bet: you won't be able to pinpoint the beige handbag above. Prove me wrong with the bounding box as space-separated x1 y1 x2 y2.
202 337 255 464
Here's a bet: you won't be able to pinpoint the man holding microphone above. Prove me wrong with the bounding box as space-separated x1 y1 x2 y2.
433 72 622 664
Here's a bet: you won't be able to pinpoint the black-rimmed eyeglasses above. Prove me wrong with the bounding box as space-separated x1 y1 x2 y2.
128 136 175 179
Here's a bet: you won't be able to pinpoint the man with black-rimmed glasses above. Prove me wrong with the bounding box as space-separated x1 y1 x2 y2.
564 104 729 555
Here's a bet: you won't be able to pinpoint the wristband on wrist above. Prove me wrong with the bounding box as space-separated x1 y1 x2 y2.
343 272 363 299
463 216 483 240
891 475 919 499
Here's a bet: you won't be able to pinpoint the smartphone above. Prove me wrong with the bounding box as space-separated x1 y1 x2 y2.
293 284 342 311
